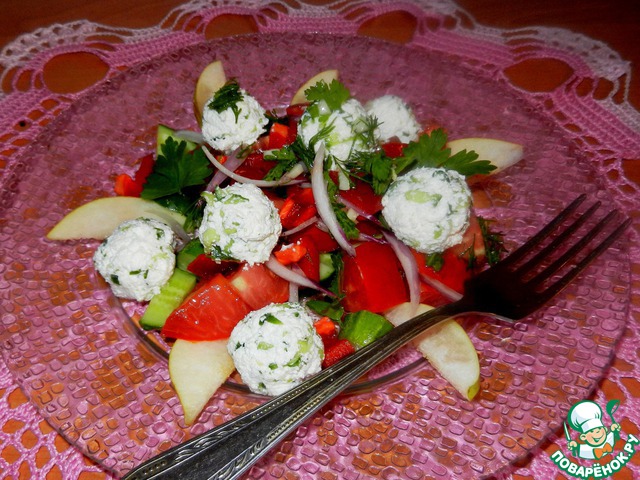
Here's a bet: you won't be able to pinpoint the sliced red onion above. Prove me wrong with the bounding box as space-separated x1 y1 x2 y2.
205 150 246 191
337 194 382 226
288 281 299 303
382 231 420 314
266 256 334 297
310 144 356 256
173 130 204 144
203 147 303 188
281 215 319 237
358 232 385 244
419 272 463 302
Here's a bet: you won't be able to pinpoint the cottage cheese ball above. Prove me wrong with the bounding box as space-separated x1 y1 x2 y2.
93 218 176 302
365 95 422 143
201 89 268 153
298 98 375 166
228 303 324 396
198 183 281 265
382 167 472 254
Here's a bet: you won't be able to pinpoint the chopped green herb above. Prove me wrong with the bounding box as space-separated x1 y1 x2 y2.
305 299 344 323
325 172 359 240
304 79 350 111
260 313 283 326
425 252 444 272
208 79 243 122
478 216 506 265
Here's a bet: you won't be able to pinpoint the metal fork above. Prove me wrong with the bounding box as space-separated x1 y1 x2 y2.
123 195 630 480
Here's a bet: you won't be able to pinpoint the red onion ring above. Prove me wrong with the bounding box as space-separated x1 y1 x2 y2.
281 216 319 237
310 144 356 256
266 256 334 297
203 147 304 188
382 231 420 314
419 272 463 302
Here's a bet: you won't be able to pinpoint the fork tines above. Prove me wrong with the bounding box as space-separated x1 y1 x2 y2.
504 194 631 294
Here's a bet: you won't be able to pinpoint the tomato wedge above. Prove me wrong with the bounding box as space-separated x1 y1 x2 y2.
341 241 408 313
339 177 383 216
161 274 251 341
412 248 472 306
228 263 289 310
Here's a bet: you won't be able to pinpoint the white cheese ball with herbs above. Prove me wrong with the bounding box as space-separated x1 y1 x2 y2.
298 98 375 165
201 89 268 153
382 167 472 254
198 183 281 265
93 218 176 302
228 303 324 396
365 95 422 143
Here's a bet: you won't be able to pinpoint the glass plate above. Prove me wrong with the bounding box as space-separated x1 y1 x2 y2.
0 33 631 478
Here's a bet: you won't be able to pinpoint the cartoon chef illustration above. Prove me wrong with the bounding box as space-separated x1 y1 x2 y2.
566 400 621 460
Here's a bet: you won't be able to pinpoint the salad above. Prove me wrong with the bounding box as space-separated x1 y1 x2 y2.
47 62 524 425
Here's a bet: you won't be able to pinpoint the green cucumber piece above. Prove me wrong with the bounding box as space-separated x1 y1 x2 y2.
318 253 335 281
140 268 197 330
339 310 393 350
176 238 206 272
157 124 198 156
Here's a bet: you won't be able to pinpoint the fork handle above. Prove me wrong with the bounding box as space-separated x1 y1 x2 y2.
123 301 467 480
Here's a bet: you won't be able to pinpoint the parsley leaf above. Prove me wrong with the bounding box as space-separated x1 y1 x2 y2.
304 79 350 111
208 79 243 121
396 129 497 177
141 137 212 200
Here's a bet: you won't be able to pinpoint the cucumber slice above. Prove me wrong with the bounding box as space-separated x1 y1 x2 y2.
157 124 198 156
339 310 393 350
140 268 197 330
177 238 206 272
318 253 335 281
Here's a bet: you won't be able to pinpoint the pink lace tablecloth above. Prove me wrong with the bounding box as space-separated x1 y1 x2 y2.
1 1 639 479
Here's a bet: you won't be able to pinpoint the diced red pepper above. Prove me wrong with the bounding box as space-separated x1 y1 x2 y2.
266 122 291 150
381 141 406 158
293 235 320 282
114 153 155 197
286 104 307 118
279 186 317 229
274 242 308 265
322 338 355 368
290 225 339 253
114 173 142 197
314 316 337 340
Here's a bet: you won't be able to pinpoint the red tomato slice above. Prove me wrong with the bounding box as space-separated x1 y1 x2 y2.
161 274 251 341
412 248 472 296
381 141 406 158
186 255 238 279
448 213 486 263
341 242 408 313
339 177 383 216
228 263 289 310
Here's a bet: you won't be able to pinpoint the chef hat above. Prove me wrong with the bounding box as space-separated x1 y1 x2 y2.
568 400 604 434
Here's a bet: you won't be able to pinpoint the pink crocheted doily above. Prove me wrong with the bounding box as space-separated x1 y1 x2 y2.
1 1 639 479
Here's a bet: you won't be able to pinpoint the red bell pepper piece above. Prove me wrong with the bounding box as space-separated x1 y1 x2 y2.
322 338 355 368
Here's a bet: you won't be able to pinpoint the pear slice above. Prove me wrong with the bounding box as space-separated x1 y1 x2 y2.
193 60 227 124
169 339 235 426
46 196 185 241
385 303 480 400
447 137 524 174
290 69 339 105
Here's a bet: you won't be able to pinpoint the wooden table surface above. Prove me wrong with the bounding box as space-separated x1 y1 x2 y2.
1 1 639 479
